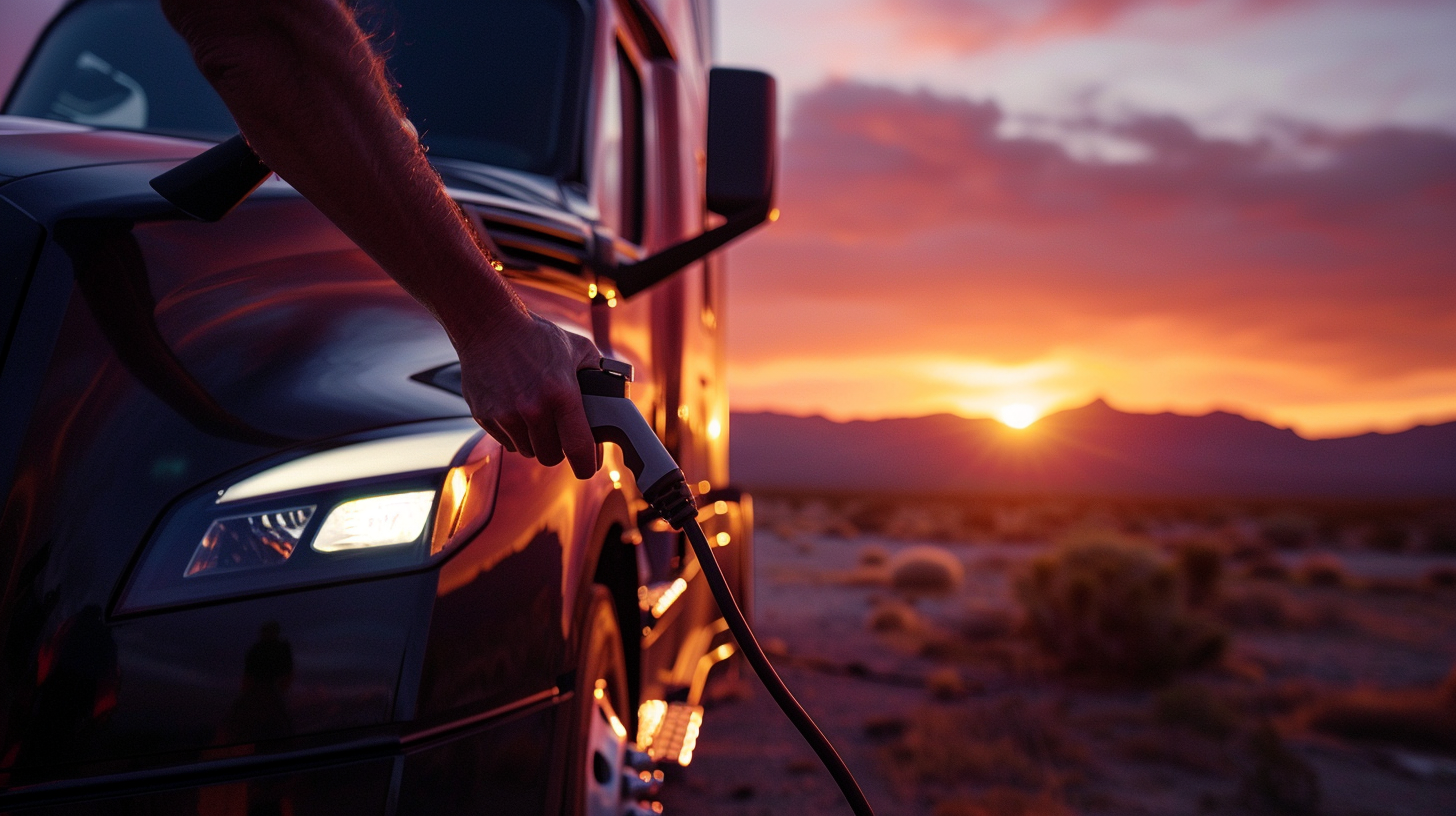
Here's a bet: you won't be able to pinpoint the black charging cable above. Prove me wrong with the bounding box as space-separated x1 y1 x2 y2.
677 513 876 816
581 363 875 816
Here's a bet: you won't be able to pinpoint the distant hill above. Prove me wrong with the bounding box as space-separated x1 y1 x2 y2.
728 401 1456 497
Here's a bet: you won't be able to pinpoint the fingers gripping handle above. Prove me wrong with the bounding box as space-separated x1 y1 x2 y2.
577 367 695 525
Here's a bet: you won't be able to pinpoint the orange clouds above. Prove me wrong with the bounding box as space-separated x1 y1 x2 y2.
726 82 1456 437
876 0 1318 51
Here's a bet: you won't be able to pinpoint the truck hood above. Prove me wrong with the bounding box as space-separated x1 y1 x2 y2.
0 117 596 443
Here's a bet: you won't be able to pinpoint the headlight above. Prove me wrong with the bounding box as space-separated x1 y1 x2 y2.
117 419 500 614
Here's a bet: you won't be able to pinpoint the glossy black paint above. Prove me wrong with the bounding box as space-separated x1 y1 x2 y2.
0 131 600 812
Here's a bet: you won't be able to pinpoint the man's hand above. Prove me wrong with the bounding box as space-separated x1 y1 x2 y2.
161 0 604 477
456 311 602 479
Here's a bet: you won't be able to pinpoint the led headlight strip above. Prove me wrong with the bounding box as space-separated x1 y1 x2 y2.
117 419 500 614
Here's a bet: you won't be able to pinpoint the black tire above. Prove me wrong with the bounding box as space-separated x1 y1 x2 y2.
562 586 631 816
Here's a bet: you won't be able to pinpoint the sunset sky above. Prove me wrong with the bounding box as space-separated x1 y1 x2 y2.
714 0 1456 438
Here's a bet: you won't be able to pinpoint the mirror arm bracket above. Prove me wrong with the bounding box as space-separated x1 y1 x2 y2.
610 204 771 298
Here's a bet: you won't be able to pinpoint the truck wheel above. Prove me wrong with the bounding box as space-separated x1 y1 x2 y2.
565 587 633 816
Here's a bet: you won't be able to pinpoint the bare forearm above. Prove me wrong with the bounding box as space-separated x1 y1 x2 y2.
161 0 527 342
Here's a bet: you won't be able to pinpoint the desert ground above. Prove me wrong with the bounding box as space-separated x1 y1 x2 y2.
659 494 1456 816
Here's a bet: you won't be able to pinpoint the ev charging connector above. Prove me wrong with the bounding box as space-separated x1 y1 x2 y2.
579 363 876 816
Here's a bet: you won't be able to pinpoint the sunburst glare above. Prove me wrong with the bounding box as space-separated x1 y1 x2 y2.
996 403 1040 429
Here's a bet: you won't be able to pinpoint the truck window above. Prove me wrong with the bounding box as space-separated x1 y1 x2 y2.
5 0 589 179
616 42 645 245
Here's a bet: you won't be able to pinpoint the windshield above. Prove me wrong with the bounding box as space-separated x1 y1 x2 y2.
5 0 588 178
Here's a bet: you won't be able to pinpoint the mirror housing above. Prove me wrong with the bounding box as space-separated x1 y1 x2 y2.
611 68 776 298
706 68 777 216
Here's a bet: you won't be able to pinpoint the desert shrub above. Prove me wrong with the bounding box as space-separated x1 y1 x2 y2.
1116 730 1234 776
1296 555 1347 588
1365 522 1409 552
1425 565 1456 590
863 715 909 741
1154 682 1240 740
867 600 922 633
1261 514 1314 550
1175 538 1225 607
858 544 890 567
927 667 969 700
885 698 1084 788
843 500 895 537
1363 576 1425 595
1243 554 1290 582
933 789 1073 816
1306 687 1456 752
890 545 965 596
1014 535 1227 683
1426 522 1456 553
960 604 1016 642
1239 724 1320 815
884 503 972 542
1218 586 1298 630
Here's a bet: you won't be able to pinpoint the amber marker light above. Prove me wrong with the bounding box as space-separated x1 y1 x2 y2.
430 435 501 555
636 700 668 749
678 709 703 766
649 578 688 618
767 207 780 222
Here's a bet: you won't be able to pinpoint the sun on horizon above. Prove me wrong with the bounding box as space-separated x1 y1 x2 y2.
996 403 1041 429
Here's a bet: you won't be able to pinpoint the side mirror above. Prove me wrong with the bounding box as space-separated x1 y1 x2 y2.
706 68 777 217
611 68 776 298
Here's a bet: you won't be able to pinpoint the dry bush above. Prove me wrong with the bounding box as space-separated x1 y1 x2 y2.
867 599 923 633
1174 537 1225 607
864 715 909 742
1015 535 1227 683
1235 679 1324 718
884 697 1085 789
1239 724 1320 815
1116 730 1235 777
927 667 969 700
890 545 965 596
1306 682 1456 753
960 604 1016 642
933 788 1073 816
1362 576 1426 595
858 544 890 567
1243 554 1291 582
1426 521 1456 553
1218 586 1297 629
1154 682 1240 740
1296 555 1347 588
885 504 972 542
1217 586 1348 632
1261 514 1315 550
1364 522 1409 552
1425 565 1456 590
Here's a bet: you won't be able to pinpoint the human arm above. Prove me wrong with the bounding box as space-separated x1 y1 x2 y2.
159 0 600 476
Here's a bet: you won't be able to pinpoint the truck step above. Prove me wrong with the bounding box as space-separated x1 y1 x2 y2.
635 701 703 766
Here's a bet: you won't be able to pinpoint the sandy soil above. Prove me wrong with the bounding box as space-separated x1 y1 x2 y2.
657 531 1456 816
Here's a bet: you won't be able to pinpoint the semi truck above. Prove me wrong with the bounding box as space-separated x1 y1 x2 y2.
0 1 773 813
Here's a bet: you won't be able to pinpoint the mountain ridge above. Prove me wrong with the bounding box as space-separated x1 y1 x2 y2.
726 401 1456 497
